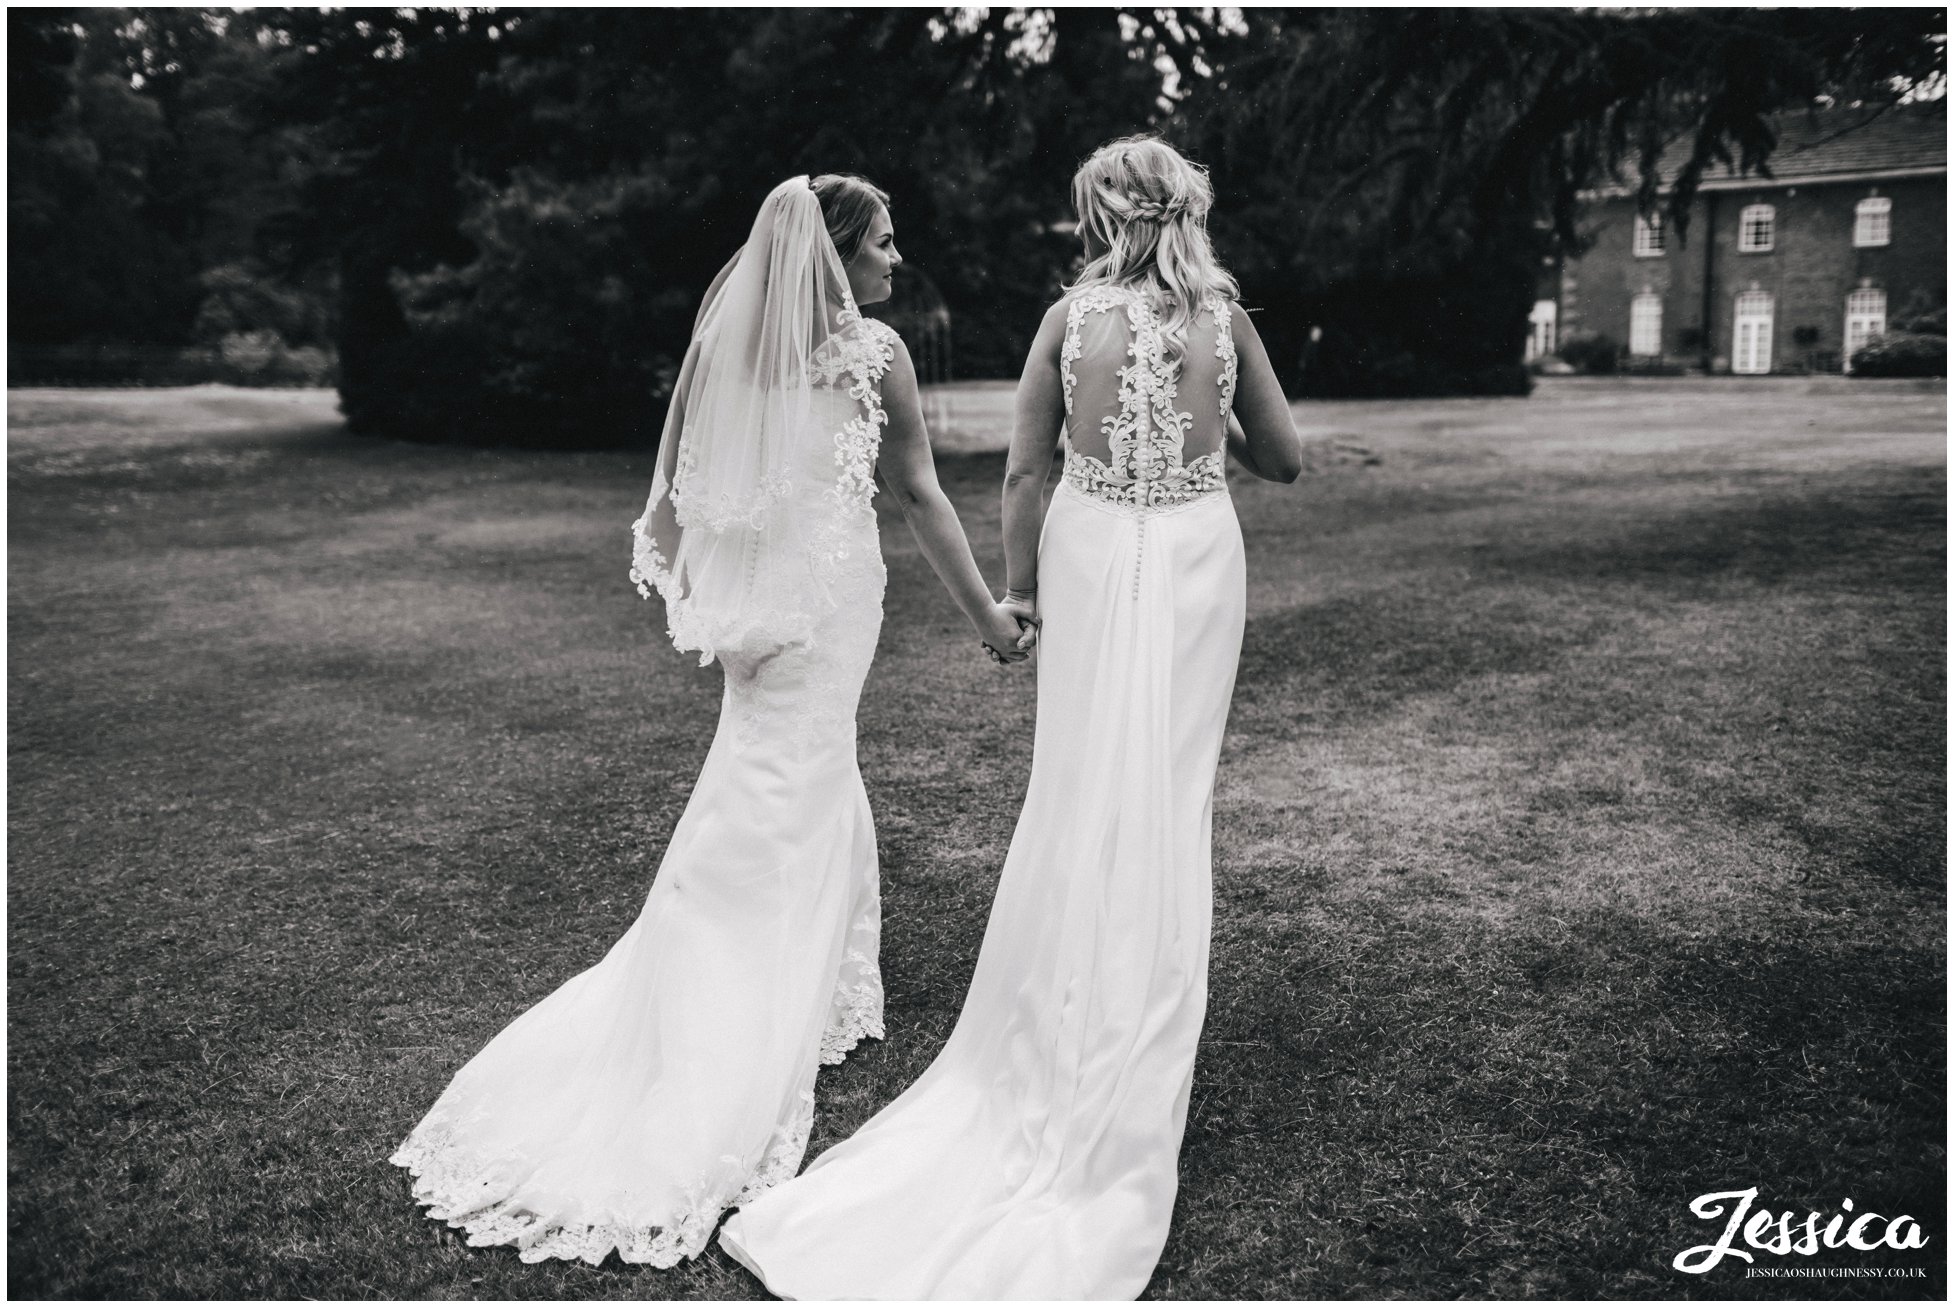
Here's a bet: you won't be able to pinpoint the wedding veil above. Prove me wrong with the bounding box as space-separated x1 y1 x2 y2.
631 176 861 666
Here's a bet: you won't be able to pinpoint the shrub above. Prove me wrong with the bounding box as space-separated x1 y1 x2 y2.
1850 332 1947 378
1302 341 1533 398
1557 332 1619 374
1620 354 1684 377
280 346 337 386
7 339 336 387
356 168 686 447
1285 262 1541 400
195 263 335 349
218 329 284 377
1892 305 1946 337
213 330 338 386
1368 358 1532 398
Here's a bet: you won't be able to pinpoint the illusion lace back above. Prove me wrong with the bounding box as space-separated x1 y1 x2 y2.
1060 284 1236 511
719 285 1249 1299
391 311 903 1268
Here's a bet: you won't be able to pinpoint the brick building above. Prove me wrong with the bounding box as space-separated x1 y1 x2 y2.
1548 103 1946 374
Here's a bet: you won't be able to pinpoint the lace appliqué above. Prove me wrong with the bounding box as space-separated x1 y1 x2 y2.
1060 288 1126 414
811 314 897 585
1215 295 1238 419
1063 448 1225 509
391 985 876 1271
629 313 897 665
389 1123 710 1267
731 1089 817 1205
1059 286 1233 513
722 653 866 754
391 1084 821 1268
628 526 672 605
820 945 885 1065
671 463 797 534
627 525 736 667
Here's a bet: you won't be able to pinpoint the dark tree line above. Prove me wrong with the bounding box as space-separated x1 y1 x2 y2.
9 8 338 380
9 7 1943 439
254 7 1194 439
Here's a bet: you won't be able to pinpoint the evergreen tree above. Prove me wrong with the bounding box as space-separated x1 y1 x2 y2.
1174 7 1946 393
8 8 331 355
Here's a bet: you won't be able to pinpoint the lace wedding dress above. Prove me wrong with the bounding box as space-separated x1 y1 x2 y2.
719 284 1246 1298
389 307 904 1267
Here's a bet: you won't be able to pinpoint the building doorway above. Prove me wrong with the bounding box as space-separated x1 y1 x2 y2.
1733 291 1774 375
1525 299 1557 362
1843 288 1887 372
1630 293 1663 357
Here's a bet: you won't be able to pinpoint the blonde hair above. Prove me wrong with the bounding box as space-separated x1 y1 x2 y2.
1069 135 1238 361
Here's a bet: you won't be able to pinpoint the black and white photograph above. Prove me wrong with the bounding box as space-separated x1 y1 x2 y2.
7 5 1947 1300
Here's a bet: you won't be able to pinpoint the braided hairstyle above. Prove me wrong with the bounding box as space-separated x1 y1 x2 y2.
1068 135 1238 363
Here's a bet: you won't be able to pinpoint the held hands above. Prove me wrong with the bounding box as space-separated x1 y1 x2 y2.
979 596 1039 666
1000 590 1039 636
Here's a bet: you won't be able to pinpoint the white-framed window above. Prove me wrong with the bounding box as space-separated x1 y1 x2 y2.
1526 298 1558 361
1844 288 1888 367
1629 293 1663 356
1733 290 1775 374
1853 196 1891 247
1738 204 1776 253
1633 212 1665 257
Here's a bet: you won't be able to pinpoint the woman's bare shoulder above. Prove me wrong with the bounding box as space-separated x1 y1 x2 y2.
1020 298 1073 360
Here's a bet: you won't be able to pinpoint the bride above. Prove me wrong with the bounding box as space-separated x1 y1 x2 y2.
718 136 1305 1299
390 173 1033 1266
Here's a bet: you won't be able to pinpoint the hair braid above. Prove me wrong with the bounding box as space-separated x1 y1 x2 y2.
1067 135 1236 363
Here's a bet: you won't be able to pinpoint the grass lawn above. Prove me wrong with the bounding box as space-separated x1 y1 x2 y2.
8 378 1945 1299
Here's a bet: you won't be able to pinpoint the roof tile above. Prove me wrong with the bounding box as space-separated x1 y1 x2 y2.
1642 102 1946 191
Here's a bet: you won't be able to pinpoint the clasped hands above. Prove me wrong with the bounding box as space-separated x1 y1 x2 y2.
980 589 1041 666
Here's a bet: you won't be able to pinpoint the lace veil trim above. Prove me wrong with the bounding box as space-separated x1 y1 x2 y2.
631 315 898 664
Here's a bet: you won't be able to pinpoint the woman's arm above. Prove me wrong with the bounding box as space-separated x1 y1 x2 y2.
1000 300 1072 605
1223 412 1254 474
877 336 1034 661
1226 303 1305 484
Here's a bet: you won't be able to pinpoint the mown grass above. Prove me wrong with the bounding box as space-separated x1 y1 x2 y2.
8 380 1945 1299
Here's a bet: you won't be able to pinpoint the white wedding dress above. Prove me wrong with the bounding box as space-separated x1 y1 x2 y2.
719 284 1246 1299
390 309 903 1266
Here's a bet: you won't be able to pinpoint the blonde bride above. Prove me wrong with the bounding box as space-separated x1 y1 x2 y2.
719 137 1304 1299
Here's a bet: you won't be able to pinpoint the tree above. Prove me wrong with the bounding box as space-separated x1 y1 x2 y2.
19 9 1938 418
8 8 332 353
1172 7 1947 394
9 9 190 344
272 7 1181 444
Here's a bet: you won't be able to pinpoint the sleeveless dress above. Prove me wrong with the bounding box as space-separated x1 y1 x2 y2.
389 313 903 1266
718 285 1246 1299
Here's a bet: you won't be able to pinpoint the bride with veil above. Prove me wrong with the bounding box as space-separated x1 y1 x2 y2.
389 174 1033 1266
719 136 1304 1299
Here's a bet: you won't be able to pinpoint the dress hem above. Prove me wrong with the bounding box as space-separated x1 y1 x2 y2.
388 1027 883 1269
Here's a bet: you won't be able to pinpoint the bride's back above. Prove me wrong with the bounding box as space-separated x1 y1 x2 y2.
1062 284 1235 468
